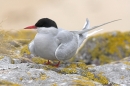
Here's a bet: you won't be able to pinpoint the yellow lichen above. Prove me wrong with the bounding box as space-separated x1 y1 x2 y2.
86 72 95 80
120 76 124 79
40 74 48 80
61 68 77 74
126 67 130 70
123 61 130 65
78 76 89 80
9 30 36 40
32 57 47 64
113 84 120 86
43 65 57 70
27 72 31 76
85 31 130 64
19 77 23 81
66 63 77 68
77 62 89 69
0 30 35 59
0 56 4 59
94 73 108 85
20 45 30 55
99 55 112 64
51 83 58 86
81 71 109 85
66 62 89 71
73 80 95 86
0 79 20 86
73 76 95 86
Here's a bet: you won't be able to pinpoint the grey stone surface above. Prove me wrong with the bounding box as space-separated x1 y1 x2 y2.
0 57 102 86
0 56 12 64
13 59 22 64
1 56 130 85
90 62 130 85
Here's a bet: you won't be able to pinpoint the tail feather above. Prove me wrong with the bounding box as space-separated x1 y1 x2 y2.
77 18 121 47
83 18 90 30
78 18 90 47
82 18 90 37
78 19 121 35
86 29 103 37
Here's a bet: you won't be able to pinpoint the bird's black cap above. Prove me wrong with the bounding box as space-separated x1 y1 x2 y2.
35 18 58 28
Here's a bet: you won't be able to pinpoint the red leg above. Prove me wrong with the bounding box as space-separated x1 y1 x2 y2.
53 61 60 67
45 60 51 65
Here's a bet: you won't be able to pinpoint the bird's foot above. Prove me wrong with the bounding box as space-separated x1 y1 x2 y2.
45 60 51 65
44 60 60 67
52 61 60 67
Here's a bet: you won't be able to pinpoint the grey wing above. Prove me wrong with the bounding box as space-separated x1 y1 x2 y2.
28 40 36 57
55 30 78 61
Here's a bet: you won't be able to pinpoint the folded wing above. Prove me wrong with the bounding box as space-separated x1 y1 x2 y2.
55 30 78 61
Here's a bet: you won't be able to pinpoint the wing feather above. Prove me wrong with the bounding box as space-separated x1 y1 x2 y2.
55 30 78 61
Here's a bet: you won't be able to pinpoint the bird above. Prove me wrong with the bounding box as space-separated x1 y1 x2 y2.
24 18 121 67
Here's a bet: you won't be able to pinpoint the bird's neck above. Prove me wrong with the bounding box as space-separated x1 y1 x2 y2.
37 27 58 35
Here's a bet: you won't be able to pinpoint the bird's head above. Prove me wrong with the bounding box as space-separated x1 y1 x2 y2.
24 18 58 29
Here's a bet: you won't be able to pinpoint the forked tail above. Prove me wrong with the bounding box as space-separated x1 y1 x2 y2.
78 19 122 35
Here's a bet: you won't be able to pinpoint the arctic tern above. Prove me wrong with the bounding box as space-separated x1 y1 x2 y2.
24 18 121 66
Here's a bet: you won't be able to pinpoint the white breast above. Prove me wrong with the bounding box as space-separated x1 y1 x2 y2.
33 27 59 60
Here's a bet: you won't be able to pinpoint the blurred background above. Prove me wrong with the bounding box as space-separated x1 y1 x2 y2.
0 0 130 65
0 0 129 32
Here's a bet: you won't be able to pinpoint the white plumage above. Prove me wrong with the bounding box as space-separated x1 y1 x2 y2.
25 18 121 62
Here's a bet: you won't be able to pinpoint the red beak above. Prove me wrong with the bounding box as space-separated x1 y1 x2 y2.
24 25 36 29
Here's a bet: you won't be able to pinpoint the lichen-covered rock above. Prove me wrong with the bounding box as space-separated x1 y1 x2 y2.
0 56 13 64
78 31 130 65
89 57 130 85
0 63 102 86
1 54 130 85
0 79 20 86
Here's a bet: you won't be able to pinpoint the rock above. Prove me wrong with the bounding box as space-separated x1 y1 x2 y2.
0 55 130 85
0 56 13 64
0 63 102 86
89 57 130 85
77 31 130 65
13 59 22 64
